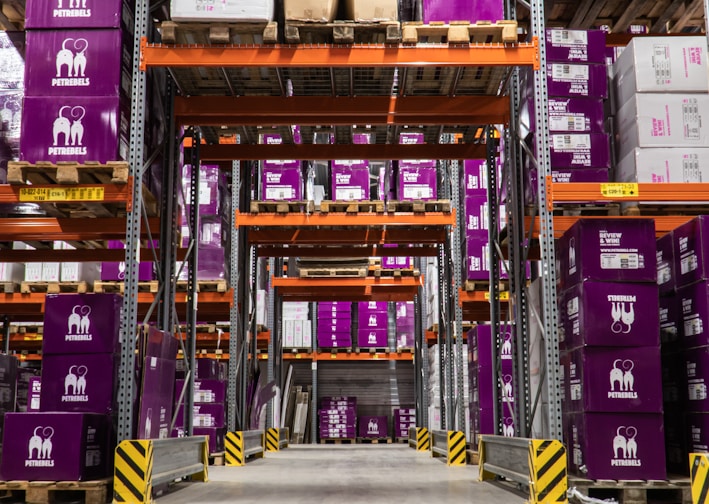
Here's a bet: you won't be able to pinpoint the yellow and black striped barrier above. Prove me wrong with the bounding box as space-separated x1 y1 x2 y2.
416 427 430 451
430 430 466 466
265 428 289 452
479 435 567 504
113 436 208 504
225 430 265 466
691 453 709 503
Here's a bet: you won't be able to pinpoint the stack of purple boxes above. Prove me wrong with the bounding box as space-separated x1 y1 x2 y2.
15 368 39 413
381 243 412 271
357 301 388 349
395 301 415 350
358 415 387 440
319 396 356 440
261 133 303 202
21 0 133 164
524 29 610 204
317 302 352 349
1 293 122 480
0 355 18 443
396 132 437 201
467 324 515 442
557 219 666 480
331 133 370 201
173 378 227 454
422 0 502 23
394 408 415 441
101 239 153 282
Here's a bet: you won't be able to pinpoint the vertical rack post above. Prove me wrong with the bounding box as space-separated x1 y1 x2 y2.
2 317 9 354
266 257 276 429
418 278 429 428
311 306 318 444
439 160 453 431
117 0 149 443
228 160 241 431
450 159 465 433
531 0 563 440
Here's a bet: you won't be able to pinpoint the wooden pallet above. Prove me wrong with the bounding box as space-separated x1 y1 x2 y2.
372 267 420 278
9 324 43 335
175 280 229 293
299 267 367 278
319 200 386 214
355 347 390 353
357 437 392 444
395 347 414 354
93 280 159 294
20 281 88 294
0 478 111 504
320 346 353 353
7 161 129 185
284 20 401 44
319 438 356 444
569 477 692 504
250 200 315 214
209 451 225 466
160 20 278 44
0 282 19 294
622 203 709 217
466 449 480 465
401 20 518 44
394 437 409 444
386 200 451 213
462 280 508 292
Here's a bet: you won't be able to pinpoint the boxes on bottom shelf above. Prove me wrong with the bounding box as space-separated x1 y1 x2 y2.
545 62 608 98
331 163 370 201
678 281 709 348
173 426 226 454
261 165 303 201
345 0 398 22
175 379 226 404
285 0 337 21
422 0 502 24
174 403 225 429
357 329 388 348
358 416 387 438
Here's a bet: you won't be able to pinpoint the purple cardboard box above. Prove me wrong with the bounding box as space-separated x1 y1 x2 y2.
679 281 709 348
662 351 684 406
316 328 351 339
466 235 489 281
382 255 413 269
561 281 659 348
660 295 681 345
359 301 387 313
43 293 122 355
24 29 130 97
21 95 128 164
665 413 689 475
399 132 424 144
564 412 666 480
144 327 179 360
525 166 609 205
173 426 225 454
261 166 303 201
657 232 676 295
395 301 414 319
358 311 388 330
461 159 495 196
358 416 388 438
465 195 489 233
564 346 663 413
545 29 607 64
318 318 351 333
546 63 608 98
317 338 351 349
476 407 496 436
397 165 437 200
547 133 610 168
137 356 176 439
673 216 709 288
688 413 709 454
101 240 153 282
320 428 356 438
175 379 226 404
331 163 370 201
1 412 111 481
181 164 223 216
27 377 42 412
40 353 118 414
25 0 128 29
357 329 388 347
174 403 225 429
683 346 709 411
195 358 221 380
422 0 503 23
318 302 351 310
396 332 415 348
531 97 605 133
558 219 657 288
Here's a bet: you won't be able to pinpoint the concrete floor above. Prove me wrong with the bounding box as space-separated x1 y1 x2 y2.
156 444 526 503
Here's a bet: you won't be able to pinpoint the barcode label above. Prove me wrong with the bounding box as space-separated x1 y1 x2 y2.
551 29 587 45
683 154 702 182
683 98 701 140
652 44 671 85
550 114 587 131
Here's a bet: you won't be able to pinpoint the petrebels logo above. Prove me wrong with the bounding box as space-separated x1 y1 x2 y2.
501 332 512 360
501 375 514 402
609 296 635 333
368 315 377 327
54 0 91 18
503 418 514 437
66 304 92 341
54 38 89 87
367 419 379 435
62 365 88 402
367 332 377 344
612 426 641 466
49 106 87 157
26 426 55 467
608 359 637 399
600 230 622 246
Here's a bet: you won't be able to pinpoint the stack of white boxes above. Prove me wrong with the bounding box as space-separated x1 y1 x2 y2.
424 257 439 330
18 241 98 284
614 37 709 186
282 302 312 350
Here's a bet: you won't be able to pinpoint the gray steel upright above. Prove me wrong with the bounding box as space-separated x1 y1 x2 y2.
439 162 453 431
419 278 429 427
311 303 318 444
266 257 276 429
228 160 241 431
449 159 465 433
530 0 563 440
117 0 149 443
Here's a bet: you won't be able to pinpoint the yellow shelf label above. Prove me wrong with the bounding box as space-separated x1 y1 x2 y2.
484 291 510 301
600 183 638 198
330 354 337 359
295 354 302 359
372 354 380 360
19 186 106 202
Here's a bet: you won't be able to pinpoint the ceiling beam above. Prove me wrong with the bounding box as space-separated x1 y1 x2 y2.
579 0 608 29
612 0 651 32
669 0 704 32
569 0 596 28
650 0 686 32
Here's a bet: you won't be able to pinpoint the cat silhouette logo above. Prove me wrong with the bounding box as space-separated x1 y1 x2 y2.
502 417 514 437
65 304 92 341
53 0 91 19
608 359 638 399
611 426 641 466
367 332 377 344
501 332 512 359
48 105 87 157
501 375 514 402
62 365 89 402
53 38 90 87
367 419 379 435
368 315 377 327
609 297 636 334
25 426 55 467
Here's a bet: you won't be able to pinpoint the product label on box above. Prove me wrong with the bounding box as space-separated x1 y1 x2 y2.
552 134 591 150
683 98 701 140
688 379 708 400
335 187 365 200
549 114 588 132
552 63 589 81
684 317 703 337
552 29 588 45
653 44 671 84
681 253 699 274
265 186 296 200
600 253 641 270
683 154 702 182
403 185 434 199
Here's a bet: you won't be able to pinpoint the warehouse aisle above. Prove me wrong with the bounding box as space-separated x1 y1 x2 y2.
157 444 526 503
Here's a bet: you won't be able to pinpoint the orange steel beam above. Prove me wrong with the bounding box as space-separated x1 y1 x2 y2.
247 227 448 245
140 38 539 70
201 143 486 161
0 217 160 241
0 182 134 208
523 214 695 239
174 96 510 126
255 244 439 257
237 210 455 228
0 248 187 262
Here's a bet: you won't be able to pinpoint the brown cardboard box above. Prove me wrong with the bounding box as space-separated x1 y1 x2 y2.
284 0 338 21
345 0 398 21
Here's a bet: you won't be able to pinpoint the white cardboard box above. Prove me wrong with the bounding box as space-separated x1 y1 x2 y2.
41 263 60 282
0 263 24 282
617 147 709 184
61 262 100 282
293 320 304 347
303 322 312 348
614 36 709 109
24 263 43 282
284 0 337 21
283 319 295 347
344 0 398 21
170 0 274 22
616 93 709 161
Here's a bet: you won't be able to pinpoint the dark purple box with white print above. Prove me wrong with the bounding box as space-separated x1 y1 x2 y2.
331 162 370 201
561 281 659 348
544 133 610 169
357 329 388 347
174 403 225 429
660 294 681 345
359 301 387 313
661 350 684 406
564 412 666 480
25 0 131 29
657 232 676 295
397 164 437 200
673 216 709 289
682 346 709 411
678 280 709 348
687 413 709 454
545 29 607 64
546 62 608 98
318 318 351 333
523 97 605 134
172 426 225 454
358 416 387 438
358 311 387 330
261 165 303 201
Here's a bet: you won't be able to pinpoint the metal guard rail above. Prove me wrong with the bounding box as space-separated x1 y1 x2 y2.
225 430 265 466
114 436 209 503
408 426 431 451
430 430 466 466
266 427 289 451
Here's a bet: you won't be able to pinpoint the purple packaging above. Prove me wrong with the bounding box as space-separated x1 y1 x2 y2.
21 96 128 164
462 159 492 196
40 353 118 415
137 356 176 439
173 426 225 454
665 413 689 475
546 63 608 98
476 407 496 435
261 166 303 201
174 403 225 429
466 235 489 281
358 311 388 330
25 0 128 29
525 166 609 205
683 346 709 411
661 351 684 406
359 301 387 313
358 416 388 438
465 195 488 233
195 358 221 380
24 29 130 97
331 163 370 201
679 281 709 348
564 346 662 413
42 293 122 355
357 329 388 347
1 412 111 481
422 0 503 23
396 332 415 349
320 428 356 438
398 132 424 144
318 302 351 310
397 165 437 201
688 413 709 454
657 232 676 295
524 97 605 133
27 377 42 412
182 164 223 216
561 281 659 348
175 379 226 404
660 295 681 345
558 219 657 288
382 255 413 269
673 216 709 288
143 327 179 360
317 338 351 349
101 240 152 282
546 133 610 169
545 29 607 64
395 301 414 319
318 318 351 333
564 412 666 480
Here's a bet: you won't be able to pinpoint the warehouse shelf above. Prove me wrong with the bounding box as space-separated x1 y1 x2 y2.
522 214 696 240
255 244 440 258
0 182 135 208
546 180 709 208
459 289 510 322
0 217 160 241
272 276 423 302
0 248 188 262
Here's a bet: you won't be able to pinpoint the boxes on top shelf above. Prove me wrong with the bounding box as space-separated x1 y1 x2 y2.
672 216 709 289
345 0 398 21
422 0 503 23
545 29 607 64
284 0 337 22
170 0 275 22
331 161 370 201
613 36 709 110
261 162 303 201
359 301 387 313
25 0 132 29
461 158 502 197
397 162 438 201
545 132 611 169
357 329 388 347
521 97 606 136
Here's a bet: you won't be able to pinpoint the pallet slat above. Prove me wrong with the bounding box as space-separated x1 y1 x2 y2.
20 282 88 294
7 161 129 185
160 20 278 44
284 20 401 44
0 478 111 504
319 200 386 214
401 20 518 44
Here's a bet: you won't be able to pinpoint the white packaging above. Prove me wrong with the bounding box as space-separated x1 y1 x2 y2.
0 263 24 282
614 36 709 109
42 262 60 282
293 320 303 347
61 262 100 282
616 93 709 161
302 321 312 348
24 263 43 282
283 319 295 348
170 0 274 22
256 289 267 327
